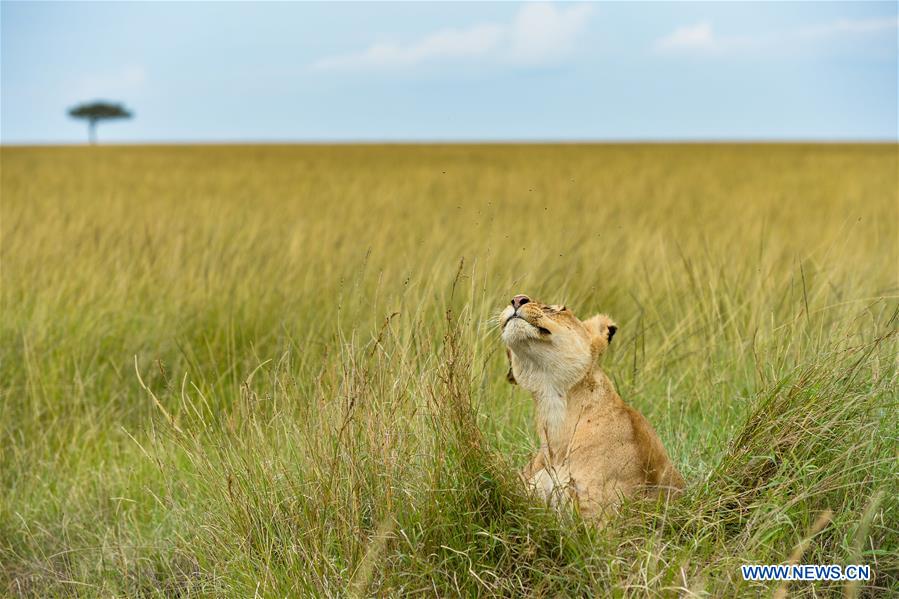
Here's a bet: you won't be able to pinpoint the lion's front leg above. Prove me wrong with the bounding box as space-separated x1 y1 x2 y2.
527 464 575 509
520 451 546 482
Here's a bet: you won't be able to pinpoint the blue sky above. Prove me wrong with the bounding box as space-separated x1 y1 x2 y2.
2 1 897 143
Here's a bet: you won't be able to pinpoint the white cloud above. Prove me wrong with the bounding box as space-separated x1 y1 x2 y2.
653 16 899 55
798 16 899 38
314 25 504 70
506 3 593 64
312 3 592 71
654 21 715 52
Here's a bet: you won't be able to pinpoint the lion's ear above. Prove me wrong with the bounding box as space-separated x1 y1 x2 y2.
583 314 617 355
505 348 517 385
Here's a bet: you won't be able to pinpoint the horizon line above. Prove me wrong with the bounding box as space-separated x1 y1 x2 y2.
3 138 898 148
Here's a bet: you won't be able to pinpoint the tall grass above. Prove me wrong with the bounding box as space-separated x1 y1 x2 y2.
1 144 897 596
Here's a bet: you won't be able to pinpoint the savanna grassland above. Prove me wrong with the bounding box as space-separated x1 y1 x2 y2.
1 144 897 597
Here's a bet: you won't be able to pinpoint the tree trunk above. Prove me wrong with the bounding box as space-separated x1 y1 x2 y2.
88 119 97 145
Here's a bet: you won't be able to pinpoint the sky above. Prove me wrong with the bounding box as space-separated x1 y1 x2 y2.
2 1 897 144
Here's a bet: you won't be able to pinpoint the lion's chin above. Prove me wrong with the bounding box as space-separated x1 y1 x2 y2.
501 317 538 346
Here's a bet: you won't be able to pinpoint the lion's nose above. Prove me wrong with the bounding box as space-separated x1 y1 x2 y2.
511 295 530 310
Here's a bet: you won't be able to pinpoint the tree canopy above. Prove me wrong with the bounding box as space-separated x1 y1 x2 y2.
68 101 133 143
69 101 133 121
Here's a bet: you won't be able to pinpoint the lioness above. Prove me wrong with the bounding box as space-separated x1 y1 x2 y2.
500 294 684 518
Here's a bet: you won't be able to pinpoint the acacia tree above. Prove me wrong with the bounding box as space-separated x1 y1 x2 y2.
68 101 133 144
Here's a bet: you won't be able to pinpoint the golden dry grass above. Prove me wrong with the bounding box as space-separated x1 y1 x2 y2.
1 143 897 596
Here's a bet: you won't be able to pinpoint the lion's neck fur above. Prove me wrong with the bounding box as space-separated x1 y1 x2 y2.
534 384 567 450
529 365 617 462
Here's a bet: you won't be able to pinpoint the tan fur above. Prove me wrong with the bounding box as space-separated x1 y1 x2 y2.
500 297 684 518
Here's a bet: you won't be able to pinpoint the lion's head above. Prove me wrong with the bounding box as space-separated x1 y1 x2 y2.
500 294 616 391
